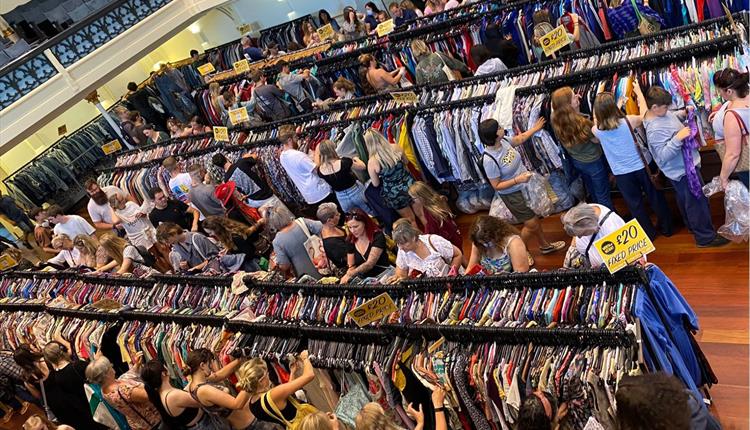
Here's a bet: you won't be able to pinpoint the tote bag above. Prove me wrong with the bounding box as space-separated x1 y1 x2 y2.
294 218 332 276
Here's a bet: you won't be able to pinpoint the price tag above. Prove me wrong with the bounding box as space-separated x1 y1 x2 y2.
228 107 250 125
593 219 655 274
197 62 216 76
57 124 67 136
348 293 398 327
539 25 571 56
0 254 18 271
213 126 229 141
101 140 122 155
376 19 395 37
391 91 418 104
233 59 250 74
316 23 335 41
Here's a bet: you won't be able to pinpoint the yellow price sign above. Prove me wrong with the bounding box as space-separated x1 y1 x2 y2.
197 62 216 76
101 140 122 155
347 293 398 327
391 91 419 104
233 59 250 74
539 25 571 56
213 126 229 141
316 23 335 41
0 254 18 271
376 19 395 37
593 219 655 274
228 107 250 125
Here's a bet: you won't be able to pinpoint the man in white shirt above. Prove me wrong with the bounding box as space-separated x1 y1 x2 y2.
47 234 82 267
277 125 336 218
163 156 193 204
47 205 96 238
84 178 128 232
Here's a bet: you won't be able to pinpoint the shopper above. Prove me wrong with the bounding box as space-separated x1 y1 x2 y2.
390 218 462 281
278 125 335 217
316 139 374 214
148 187 200 231
471 44 507 76
251 70 292 120
72 234 102 269
84 179 127 233
363 2 381 33
712 68 750 189
0 191 32 236
142 124 169 146
316 203 349 270
265 42 285 59
162 156 193 203
47 204 95 238
114 106 143 146
85 356 161 430
157 222 239 272
592 91 673 239
188 163 225 218
408 181 462 248
360 53 403 93
300 411 341 430
341 6 365 40
29 208 55 256
356 402 425 430
42 338 108 429
47 234 82 268
411 39 470 85
643 86 728 248
140 360 208 429
237 352 315 428
561 203 627 268
125 82 165 129
109 194 156 250
266 204 325 279
478 119 566 255
339 208 390 283
278 61 314 112
184 349 250 430
302 21 317 47
202 216 264 270
189 116 212 135
313 77 356 109
400 0 423 17
221 88 259 127
389 2 419 26
423 0 444 15
484 23 519 68
167 118 188 138
468 215 529 273
211 153 276 209
615 373 691 430
23 415 74 430
364 128 417 226
96 233 157 275
517 391 566 430
318 9 340 32
241 36 265 62
550 87 614 209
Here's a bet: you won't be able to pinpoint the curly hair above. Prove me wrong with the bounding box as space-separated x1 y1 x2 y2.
202 216 254 251
616 373 690 430
551 87 595 148
470 215 519 251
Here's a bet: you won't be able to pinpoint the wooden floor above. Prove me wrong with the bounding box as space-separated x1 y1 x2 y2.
457 193 749 429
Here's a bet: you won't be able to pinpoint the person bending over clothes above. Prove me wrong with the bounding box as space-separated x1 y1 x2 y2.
202 216 265 271
96 233 158 275
264 205 325 280
468 215 529 274
316 203 349 270
140 359 209 429
72 234 106 269
47 234 82 268
561 203 634 269
340 208 391 283
408 181 462 249
389 219 463 282
156 222 245 273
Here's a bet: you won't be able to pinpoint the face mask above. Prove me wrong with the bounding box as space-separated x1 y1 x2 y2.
366 9 374 15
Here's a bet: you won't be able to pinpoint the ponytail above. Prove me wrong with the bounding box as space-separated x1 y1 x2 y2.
141 360 181 430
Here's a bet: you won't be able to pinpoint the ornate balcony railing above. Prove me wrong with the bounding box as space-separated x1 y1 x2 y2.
0 0 173 110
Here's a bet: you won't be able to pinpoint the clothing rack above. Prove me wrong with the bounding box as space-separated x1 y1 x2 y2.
120 309 226 326
45 306 121 321
150 272 233 287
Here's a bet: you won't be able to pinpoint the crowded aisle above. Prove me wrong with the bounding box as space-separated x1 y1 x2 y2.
0 0 748 429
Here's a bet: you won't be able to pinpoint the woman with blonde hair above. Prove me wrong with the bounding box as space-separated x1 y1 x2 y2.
364 129 416 226
299 411 341 430
359 53 403 93
209 82 223 120
96 233 156 275
72 234 104 268
411 39 470 85
356 402 424 430
400 0 424 17
467 215 529 273
315 140 374 215
550 87 613 209
237 351 316 428
408 182 462 248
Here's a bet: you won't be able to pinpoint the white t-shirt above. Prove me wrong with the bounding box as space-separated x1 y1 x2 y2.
279 149 332 204
87 185 127 225
169 173 193 204
48 248 82 267
53 215 95 239
574 204 625 268
114 201 157 249
396 234 455 277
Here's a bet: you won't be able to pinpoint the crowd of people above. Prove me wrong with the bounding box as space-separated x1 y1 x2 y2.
0 336 719 430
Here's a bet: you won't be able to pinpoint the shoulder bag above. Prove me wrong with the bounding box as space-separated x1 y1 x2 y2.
260 392 318 430
624 117 664 190
294 218 332 276
714 109 750 173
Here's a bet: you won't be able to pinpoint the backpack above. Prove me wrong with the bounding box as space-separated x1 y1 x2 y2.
134 246 156 268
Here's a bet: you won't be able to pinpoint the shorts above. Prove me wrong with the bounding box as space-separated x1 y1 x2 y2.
499 190 536 223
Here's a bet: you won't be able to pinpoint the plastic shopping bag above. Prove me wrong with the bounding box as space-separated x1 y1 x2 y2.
703 177 749 243
489 192 519 224
522 173 555 217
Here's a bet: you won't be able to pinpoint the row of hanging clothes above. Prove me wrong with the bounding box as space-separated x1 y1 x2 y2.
258 15 314 50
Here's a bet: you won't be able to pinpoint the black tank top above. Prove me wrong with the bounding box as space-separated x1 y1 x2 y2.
163 390 200 426
249 392 297 425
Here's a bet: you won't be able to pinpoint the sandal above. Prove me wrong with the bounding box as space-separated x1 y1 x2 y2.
527 253 535 267
540 241 567 255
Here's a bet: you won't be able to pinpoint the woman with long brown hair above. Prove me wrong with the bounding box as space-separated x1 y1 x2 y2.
359 53 403 93
407 182 462 249
96 233 159 275
201 216 266 270
551 87 613 210
467 215 529 273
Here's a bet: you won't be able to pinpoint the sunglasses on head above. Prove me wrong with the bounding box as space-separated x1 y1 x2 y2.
345 211 366 221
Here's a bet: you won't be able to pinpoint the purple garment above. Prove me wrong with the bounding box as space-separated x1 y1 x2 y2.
683 111 703 198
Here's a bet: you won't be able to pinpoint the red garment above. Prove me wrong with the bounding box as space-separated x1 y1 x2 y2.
422 210 463 249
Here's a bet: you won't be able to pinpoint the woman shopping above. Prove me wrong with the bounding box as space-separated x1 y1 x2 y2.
364 129 417 226
140 360 211 429
712 68 750 189
467 215 529 274
408 182 462 249
315 140 374 215
340 208 391 283
390 219 462 282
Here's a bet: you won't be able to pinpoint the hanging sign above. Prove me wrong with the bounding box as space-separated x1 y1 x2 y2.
57 125 67 136
539 25 571 56
593 219 655 274
213 126 229 141
0 254 18 271
391 91 419 104
197 62 216 76
376 19 395 37
228 107 250 125
101 140 122 155
316 23 335 41
348 293 398 327
233 59 250 74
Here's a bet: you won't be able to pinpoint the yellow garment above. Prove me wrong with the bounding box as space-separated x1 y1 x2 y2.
624 77 640 115
398 115 422 175
0 214 22 239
